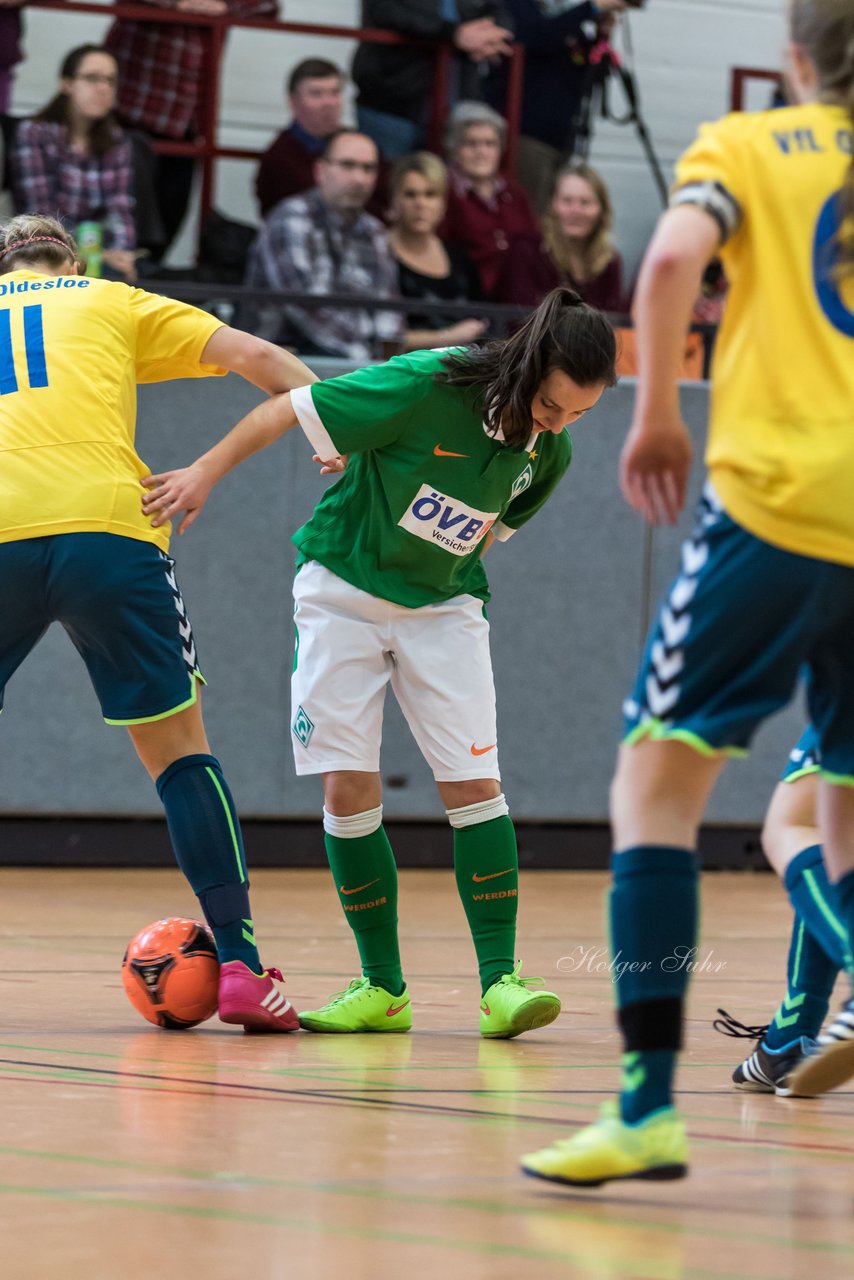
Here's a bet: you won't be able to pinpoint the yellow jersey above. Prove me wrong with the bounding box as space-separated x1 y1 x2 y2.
674 102 854 566
0 272 225 553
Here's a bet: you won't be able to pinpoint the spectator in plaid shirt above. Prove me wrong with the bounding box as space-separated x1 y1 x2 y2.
105 0 278 254
11 44 137 281
245 129 403 362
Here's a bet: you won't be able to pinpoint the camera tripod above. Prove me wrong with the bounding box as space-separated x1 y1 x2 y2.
567 41 669 208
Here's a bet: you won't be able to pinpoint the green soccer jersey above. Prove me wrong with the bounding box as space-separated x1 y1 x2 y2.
289 348 572 608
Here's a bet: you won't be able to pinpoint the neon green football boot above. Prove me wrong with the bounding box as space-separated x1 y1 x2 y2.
479 961 561 1039
521 1101 689 1187
298 976 412 1033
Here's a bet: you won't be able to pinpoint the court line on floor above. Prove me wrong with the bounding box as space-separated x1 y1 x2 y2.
2 1142 852 1254
3 1038 852 1138
0 1182 816 1276
0 1057 852 1159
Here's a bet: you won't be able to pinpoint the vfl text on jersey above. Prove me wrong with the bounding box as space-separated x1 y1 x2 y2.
397 484 498 556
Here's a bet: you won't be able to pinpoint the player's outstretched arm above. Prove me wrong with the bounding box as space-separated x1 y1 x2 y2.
620 204 719 525
142 329 322 534
200 325 318 395
142 388 314 534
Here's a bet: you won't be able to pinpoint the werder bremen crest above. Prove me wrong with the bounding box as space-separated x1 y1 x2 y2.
510 464 533 501
292 705 315 747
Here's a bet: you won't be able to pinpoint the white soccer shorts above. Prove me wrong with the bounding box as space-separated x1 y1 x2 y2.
291 560 501 781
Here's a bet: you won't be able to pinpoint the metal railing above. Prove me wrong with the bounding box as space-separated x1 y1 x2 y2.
136 279 716 376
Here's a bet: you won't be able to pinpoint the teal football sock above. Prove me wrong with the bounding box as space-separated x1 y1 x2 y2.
156 754 261 971
610 844 698 1123
763 914 838 1051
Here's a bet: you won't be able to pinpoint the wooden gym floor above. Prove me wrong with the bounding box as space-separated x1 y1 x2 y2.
0 867 852 1280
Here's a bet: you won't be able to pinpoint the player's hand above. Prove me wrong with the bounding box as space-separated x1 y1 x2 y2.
619 411 692 524
141 462 215 535
312 452 348 476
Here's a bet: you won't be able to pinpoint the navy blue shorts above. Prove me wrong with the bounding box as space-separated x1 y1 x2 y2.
781 727 821 782
623 484 854 782
0 533 203 724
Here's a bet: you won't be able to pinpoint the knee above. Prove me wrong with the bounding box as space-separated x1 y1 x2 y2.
440 778 502 811
609 741 716 850
610 752 644 830
323 772 382 817
760 811 780 866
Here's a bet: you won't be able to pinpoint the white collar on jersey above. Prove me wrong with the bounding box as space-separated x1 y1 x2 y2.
485 417 537 452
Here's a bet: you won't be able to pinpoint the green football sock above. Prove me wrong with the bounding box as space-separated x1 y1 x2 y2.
449 795 518 995
323 806 404 997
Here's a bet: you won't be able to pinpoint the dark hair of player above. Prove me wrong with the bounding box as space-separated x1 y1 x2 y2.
438 287 618 450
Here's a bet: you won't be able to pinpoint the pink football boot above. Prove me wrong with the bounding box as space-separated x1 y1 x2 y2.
218 961 299 1033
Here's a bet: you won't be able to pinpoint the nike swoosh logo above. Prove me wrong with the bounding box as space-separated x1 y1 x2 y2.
434 444 469 458
340 878 381 895
472 868 515 883
387 1000 410 1016
470 742 496 756
480 1002 491 1015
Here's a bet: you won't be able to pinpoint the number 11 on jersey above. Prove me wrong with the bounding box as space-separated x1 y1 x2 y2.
0 304 48 395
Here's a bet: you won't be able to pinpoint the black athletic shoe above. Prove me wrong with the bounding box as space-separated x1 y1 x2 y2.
788 997 854 1096
713 1008 817 1097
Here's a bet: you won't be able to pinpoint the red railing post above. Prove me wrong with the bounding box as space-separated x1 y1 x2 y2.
504 42 524 178
427 42 452 154
198 17 227 228
730 66 783 112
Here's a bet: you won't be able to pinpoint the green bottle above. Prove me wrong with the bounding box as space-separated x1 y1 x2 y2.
76 221 103 278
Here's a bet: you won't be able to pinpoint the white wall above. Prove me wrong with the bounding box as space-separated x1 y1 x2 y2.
11 0 787 271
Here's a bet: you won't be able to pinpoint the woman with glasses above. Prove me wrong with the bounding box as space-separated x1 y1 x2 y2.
11 44 137 282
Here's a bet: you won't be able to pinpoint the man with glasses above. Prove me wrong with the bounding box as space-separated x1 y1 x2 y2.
246 129 403 361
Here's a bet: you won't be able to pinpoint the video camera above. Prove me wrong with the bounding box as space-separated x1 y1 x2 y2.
568 1 667 205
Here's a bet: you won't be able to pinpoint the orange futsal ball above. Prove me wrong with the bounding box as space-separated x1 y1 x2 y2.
121 917 220 1029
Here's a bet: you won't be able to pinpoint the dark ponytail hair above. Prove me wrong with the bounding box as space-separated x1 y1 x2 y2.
36 44 122 160
438 288 617 449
